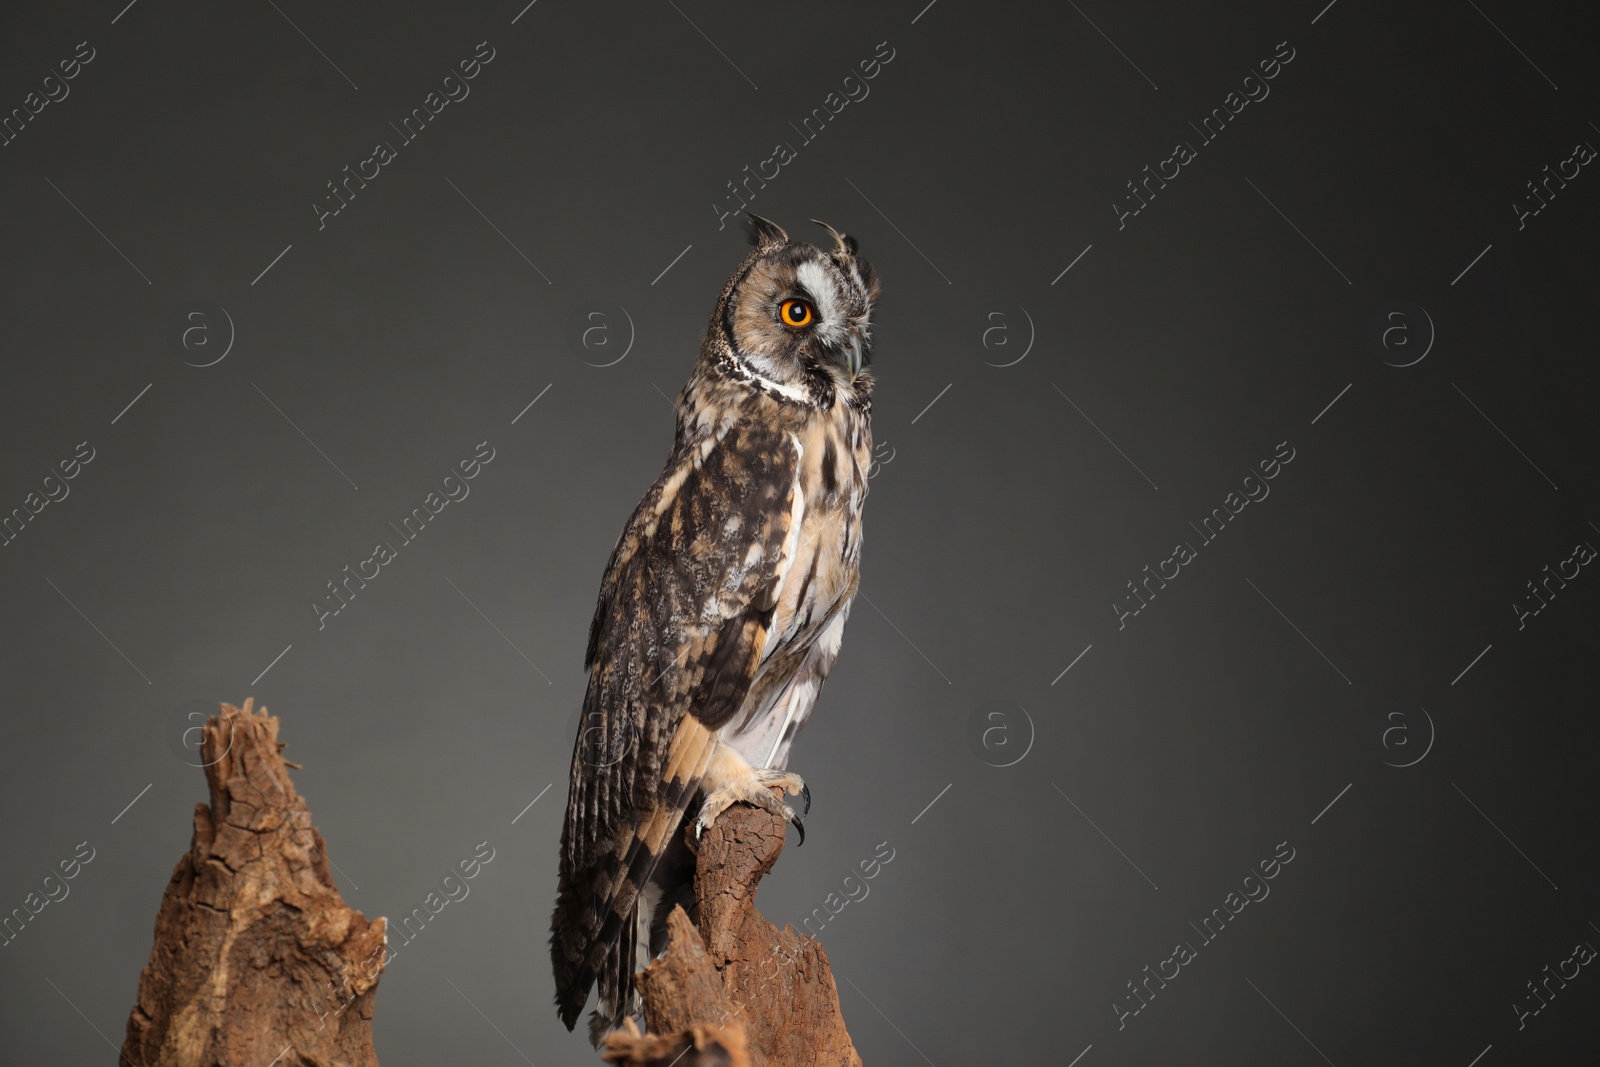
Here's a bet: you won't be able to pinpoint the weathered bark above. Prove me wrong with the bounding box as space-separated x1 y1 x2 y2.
600 1018 751 1067
602 804 861 1067
121 699 387 1067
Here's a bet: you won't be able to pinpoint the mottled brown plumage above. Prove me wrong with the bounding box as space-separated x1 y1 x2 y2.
551 217 879 1043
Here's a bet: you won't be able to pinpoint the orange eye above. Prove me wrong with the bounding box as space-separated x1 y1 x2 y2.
779 299 814 327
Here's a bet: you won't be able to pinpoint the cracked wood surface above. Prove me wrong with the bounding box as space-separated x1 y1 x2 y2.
120 699 386 1067
602 803 861 1067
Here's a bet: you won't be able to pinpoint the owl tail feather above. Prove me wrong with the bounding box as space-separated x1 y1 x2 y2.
551 719 721 1042
586 899 641 1046
551 866 642 1038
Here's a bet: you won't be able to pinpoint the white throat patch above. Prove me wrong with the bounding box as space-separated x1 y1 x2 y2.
728 349 814 404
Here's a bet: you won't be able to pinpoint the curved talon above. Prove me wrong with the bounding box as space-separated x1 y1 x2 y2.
696 767 807 850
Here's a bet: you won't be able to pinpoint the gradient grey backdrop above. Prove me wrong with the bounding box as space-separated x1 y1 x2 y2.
2 0 1598 1063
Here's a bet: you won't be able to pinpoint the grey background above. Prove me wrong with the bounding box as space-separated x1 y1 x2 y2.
2 0 1597 1063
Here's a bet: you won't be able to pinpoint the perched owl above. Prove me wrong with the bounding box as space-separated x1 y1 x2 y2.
550 215 879 1043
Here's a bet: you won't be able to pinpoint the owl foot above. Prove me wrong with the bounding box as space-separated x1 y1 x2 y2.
691 769 807 848
753 768 810 816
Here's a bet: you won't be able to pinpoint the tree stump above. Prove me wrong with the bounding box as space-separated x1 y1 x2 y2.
120 699 387 1067
601 804 862 1067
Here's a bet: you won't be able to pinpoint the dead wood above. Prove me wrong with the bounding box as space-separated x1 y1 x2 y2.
120 699 386 1067
118 700 860 1067
602 803 862 1067
600 1018 752 1067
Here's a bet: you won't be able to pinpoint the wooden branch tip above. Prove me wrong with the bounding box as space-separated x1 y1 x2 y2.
121 699 387 1067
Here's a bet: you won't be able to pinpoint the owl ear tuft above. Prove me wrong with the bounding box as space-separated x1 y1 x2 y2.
812 220 857 258
744 214 789 251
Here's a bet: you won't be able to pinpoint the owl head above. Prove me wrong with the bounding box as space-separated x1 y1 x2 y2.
705 215 879 406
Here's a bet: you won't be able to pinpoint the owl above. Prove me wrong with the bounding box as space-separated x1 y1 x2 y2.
550 215 879 1043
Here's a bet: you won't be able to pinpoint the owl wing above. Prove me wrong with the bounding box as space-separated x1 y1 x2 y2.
551 420 802 1032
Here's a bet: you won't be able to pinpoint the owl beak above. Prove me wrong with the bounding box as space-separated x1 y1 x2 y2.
844 335 864 380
